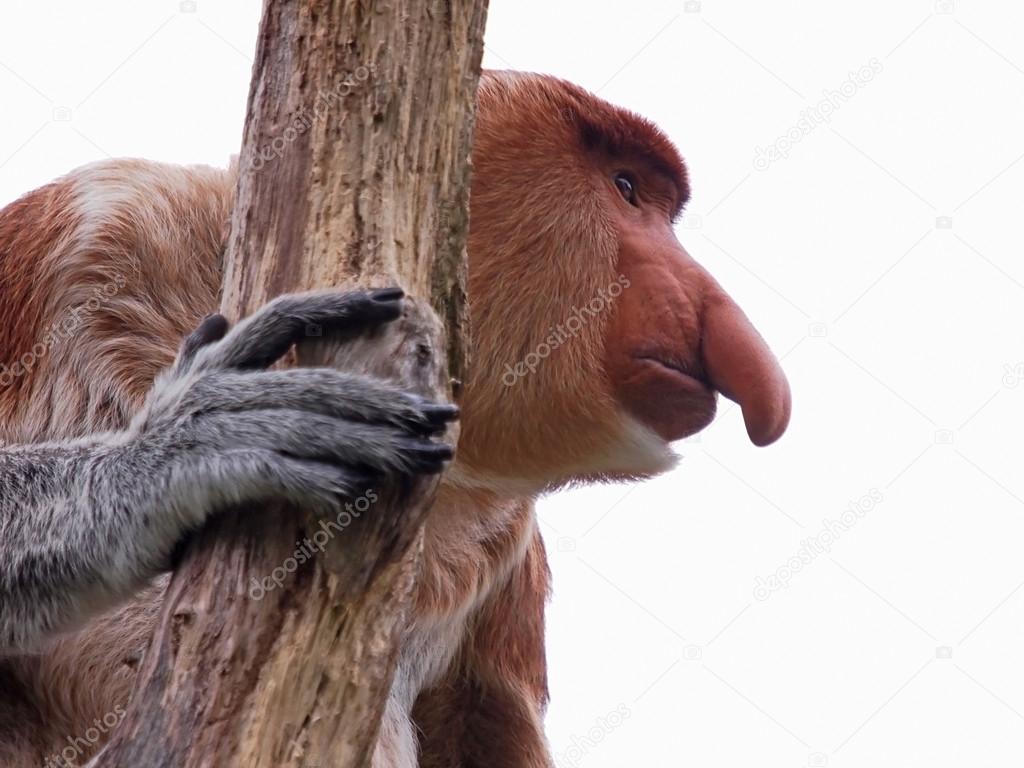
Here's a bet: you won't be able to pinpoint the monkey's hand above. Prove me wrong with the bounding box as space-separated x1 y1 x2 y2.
138 287 457 506
0 288 457 652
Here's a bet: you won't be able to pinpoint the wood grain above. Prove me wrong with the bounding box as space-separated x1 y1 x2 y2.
90 0 487 765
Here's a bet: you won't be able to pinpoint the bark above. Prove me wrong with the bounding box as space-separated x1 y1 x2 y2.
91 0 487 765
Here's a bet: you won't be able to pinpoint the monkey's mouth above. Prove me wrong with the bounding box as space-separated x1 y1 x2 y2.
617 354 718 441
636 355 713 396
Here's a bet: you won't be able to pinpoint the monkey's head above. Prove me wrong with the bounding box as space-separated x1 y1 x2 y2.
454 71 790 493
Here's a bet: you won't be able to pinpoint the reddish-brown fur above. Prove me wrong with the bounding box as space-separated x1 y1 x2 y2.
0 71 788 767
0 179 80 419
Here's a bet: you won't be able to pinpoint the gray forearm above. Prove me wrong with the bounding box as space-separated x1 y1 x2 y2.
0 288 456 655
0 438 174 652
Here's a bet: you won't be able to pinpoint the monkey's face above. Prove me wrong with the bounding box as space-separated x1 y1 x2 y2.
455 71 789 493
602 180 790 449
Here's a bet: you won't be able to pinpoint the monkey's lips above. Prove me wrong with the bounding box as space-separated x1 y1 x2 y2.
618 355 719 442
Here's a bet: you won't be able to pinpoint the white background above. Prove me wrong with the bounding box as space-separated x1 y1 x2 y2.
3 2 1024 766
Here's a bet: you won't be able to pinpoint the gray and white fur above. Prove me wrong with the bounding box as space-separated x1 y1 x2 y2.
0 287 455 653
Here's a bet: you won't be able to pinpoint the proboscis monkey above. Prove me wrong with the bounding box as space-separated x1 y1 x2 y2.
0 71 790 767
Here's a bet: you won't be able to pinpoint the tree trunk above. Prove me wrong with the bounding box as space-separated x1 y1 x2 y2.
90 0 487 765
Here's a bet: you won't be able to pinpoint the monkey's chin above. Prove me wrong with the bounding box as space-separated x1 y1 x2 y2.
616 357 718 443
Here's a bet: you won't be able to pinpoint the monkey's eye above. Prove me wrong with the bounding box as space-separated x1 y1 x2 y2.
614 173 638 206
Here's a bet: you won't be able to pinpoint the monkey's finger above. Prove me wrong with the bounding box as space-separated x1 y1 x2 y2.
181 368 458 436
191 289 405 372
176 313 230 371
418 403 461 434
188 449 379 514
190 409 453 477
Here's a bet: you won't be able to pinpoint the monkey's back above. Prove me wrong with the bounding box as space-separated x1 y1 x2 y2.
0 160 234 767
0 159 235 443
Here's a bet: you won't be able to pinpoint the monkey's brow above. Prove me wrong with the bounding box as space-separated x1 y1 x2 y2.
646 162 691 216
575 111 690 215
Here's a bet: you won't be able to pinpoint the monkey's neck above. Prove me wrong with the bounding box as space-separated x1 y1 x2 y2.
415 480 536 620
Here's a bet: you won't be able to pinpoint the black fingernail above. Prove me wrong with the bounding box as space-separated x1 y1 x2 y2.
180 313 229 360
422 404 460 424
370 287 404 302
424 443 455 461
196 313 229 341
401 440 455 462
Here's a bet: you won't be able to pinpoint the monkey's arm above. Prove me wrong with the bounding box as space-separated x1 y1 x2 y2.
0 288 457 653
415 524 554 768
0 436 180 652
